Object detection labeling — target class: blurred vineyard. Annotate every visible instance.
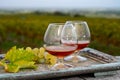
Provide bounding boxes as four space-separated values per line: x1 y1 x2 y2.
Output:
0 13 120 55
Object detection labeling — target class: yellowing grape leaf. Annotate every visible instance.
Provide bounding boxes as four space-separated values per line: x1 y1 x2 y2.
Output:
5 46 36 62
0 46 36 73
5 64 20 73
14 60 36 68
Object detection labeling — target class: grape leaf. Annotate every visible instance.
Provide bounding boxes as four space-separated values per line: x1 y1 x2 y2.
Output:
14 60 36 68
5 64 20 73
0 46 36 72
5 46 36 62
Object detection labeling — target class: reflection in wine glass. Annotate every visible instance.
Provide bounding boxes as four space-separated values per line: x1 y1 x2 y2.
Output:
64 21 91 62
44 23 77 70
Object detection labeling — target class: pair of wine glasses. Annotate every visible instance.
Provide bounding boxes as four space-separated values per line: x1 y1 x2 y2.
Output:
44 21 90 69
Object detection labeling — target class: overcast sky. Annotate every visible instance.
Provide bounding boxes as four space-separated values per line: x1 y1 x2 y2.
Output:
0 0 120 9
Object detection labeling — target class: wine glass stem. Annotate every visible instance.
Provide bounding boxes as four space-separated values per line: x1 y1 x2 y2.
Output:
57 57 64 64
51 57 66 69
74 50 79 55
57 57 73 68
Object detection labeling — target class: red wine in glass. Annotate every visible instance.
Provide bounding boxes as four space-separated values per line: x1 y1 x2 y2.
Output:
77 41 90 50
45 45 77 58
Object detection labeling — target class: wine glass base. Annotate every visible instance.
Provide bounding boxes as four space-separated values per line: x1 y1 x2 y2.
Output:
64 55 87 63
51 63 72 70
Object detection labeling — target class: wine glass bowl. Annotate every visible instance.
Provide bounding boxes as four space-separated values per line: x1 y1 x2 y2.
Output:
44 23 77 70
74 21 90 50
64 21 91 62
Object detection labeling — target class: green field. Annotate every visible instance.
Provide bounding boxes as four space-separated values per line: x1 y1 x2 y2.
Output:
0 13 120 55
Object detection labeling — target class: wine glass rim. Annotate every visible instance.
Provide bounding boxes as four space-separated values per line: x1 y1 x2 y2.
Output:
66 20 87 23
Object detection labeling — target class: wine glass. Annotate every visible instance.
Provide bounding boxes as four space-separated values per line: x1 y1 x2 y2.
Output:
44 23 77 70
64 21 91 62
